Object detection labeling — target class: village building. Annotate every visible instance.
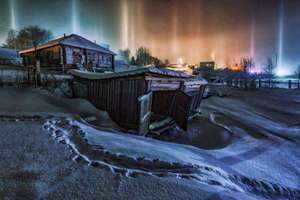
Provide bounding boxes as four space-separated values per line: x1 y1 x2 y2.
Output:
0 47 22 65
19 34 116 72
199 61 216 69
70 67 207 135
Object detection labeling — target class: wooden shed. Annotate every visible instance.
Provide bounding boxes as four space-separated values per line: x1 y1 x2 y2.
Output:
70 67 207 135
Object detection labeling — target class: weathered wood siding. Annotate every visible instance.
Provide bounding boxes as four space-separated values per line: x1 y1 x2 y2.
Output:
74 76 147 130
22 46 61 67
187 85 206 116
151 85 206 130
152 90 190 130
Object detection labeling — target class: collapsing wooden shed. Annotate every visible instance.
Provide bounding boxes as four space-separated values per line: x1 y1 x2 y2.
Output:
70 67 207 135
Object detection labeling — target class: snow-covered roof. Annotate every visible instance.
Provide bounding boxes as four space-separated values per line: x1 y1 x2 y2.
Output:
0 48 20 59
19 34 116 55
69 67 193 80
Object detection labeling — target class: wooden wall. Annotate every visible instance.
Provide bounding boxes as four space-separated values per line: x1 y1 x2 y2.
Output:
151 85 206 130
22 46 61 67
74 76 147 130
152 90 190 130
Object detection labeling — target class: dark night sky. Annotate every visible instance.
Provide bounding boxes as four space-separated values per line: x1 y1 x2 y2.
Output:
0 0 299 74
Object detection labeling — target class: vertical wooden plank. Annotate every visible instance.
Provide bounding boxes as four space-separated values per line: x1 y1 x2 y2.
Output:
138 92 153 136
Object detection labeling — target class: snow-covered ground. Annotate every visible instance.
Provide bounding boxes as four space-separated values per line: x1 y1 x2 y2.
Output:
0 87 300 199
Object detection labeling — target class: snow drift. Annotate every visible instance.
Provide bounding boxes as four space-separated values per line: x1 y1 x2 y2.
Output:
43 116 300 200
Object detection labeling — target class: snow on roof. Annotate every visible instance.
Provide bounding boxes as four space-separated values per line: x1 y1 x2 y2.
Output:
19 34 116 55
60 34 116 55
69 67 193 80
0 48 20 59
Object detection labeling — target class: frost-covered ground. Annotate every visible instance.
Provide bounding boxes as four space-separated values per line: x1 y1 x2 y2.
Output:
0 87 299 199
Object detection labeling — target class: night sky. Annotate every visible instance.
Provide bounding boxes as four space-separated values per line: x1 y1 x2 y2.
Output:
0 0 299 75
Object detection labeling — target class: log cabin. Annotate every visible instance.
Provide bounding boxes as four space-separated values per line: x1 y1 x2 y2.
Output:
70 67 207 135
19 34 116 72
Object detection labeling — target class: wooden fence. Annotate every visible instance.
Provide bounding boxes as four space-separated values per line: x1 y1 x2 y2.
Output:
226 79 300 89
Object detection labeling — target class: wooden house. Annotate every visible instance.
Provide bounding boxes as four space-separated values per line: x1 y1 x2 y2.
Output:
70 67 207 135
19 34 116 72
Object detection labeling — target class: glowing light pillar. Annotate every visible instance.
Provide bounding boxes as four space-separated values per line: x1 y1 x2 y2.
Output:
136 0 143 45
250 11 256 60
171 2 179 63
121 0 129 49
10 0 17 30
277 0 284 69
72 0 79 34
129 2 136 51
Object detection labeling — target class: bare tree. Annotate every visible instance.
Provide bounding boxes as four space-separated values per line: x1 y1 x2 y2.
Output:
2 30 18 49
2 25 53 50
135 47 152 66
118 49 131 64
240 58 254 74
240 58 254 90
265 57 276 81
164 59 170 67
130 56 136 65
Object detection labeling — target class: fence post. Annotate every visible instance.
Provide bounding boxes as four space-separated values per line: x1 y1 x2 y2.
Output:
27 67 30 84
244 79 248 90
288 80 291 89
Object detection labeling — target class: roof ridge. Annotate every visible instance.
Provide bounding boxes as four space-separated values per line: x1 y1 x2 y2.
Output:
64 34 110 50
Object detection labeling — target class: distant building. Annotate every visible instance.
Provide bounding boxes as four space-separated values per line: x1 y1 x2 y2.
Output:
0 47 22 65
19 34 116 72
199 61 216 69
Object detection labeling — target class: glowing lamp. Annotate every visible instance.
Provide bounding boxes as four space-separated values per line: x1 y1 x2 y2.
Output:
249 67 263 74
178 57 184 65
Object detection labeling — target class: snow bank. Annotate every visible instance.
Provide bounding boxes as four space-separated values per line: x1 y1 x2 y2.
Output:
207 100 300 144
43 116 300 199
